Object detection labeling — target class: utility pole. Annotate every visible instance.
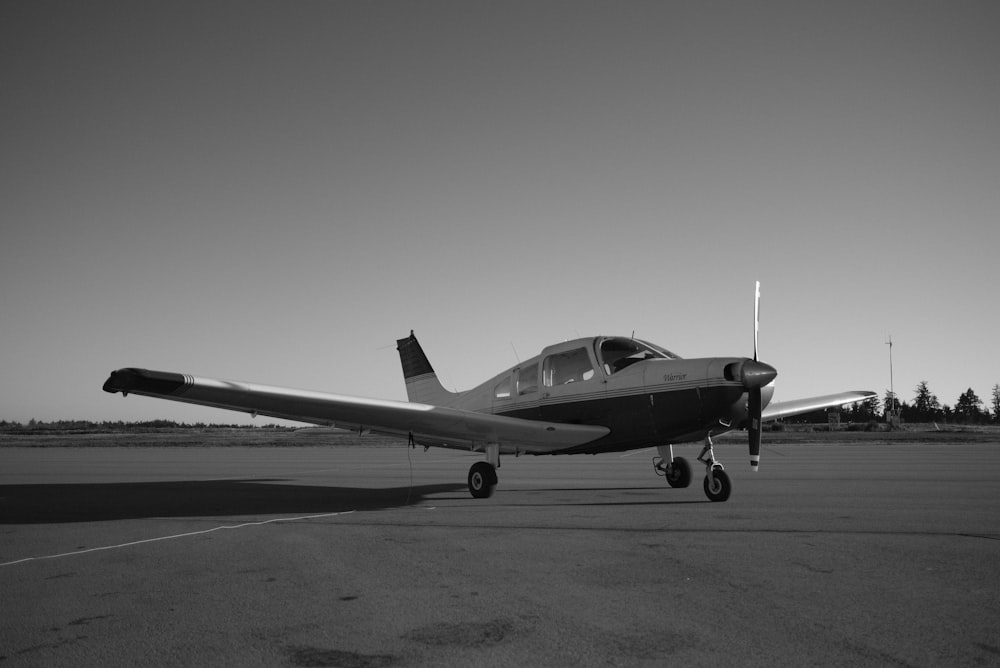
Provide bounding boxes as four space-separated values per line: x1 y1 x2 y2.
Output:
885 335 899 426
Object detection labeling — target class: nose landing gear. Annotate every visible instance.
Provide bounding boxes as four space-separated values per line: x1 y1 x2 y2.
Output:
655 436 732 502
698 435 731 502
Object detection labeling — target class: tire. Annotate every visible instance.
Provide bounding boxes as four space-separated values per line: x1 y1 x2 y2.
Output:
703 469 731 502
468 462 497 499
666 457 691 488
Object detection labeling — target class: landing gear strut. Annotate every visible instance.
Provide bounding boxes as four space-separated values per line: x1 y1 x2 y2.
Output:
467 443 500 499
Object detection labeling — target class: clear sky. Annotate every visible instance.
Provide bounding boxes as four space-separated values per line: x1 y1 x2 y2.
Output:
2 1 998 424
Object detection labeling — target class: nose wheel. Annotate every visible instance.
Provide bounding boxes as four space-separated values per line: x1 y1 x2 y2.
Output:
703 467 731 502
698 436 731 502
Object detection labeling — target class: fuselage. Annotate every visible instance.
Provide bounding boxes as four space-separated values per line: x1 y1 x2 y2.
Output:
447 336 774 454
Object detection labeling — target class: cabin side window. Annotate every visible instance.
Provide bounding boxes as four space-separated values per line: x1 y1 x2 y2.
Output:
542 348 595 387
516 363 538 396
494 376 511 400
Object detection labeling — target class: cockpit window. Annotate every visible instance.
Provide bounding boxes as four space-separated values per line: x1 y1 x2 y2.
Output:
597 337 678 375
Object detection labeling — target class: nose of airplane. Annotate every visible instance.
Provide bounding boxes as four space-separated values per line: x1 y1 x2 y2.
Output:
741 359 777 389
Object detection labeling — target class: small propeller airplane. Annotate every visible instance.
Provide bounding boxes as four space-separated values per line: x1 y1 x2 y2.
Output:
103 283 875 502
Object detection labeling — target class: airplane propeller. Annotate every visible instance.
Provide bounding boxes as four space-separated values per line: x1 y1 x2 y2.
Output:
746 281 775 471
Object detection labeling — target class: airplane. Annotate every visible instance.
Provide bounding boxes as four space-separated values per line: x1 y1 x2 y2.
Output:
102 283 875 502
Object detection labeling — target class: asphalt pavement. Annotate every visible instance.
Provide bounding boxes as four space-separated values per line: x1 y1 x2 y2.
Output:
2 442 999 666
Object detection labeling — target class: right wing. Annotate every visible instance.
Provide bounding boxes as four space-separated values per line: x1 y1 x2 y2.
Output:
763 391 877 422
102 368 609 454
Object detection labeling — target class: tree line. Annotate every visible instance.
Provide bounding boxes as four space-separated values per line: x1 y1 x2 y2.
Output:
840 382 1000 424
0 420 294 433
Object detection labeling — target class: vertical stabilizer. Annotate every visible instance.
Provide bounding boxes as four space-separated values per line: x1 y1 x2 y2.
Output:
396 331 459 406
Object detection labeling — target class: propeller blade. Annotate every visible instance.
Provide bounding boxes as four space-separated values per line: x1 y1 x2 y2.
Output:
750 280 763 471
748 386 762 471
753 280 760 362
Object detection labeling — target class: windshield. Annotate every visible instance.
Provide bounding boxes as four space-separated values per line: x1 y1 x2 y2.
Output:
597 337 679 375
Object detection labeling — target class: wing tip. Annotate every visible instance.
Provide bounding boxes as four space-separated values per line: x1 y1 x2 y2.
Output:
103 368 188 396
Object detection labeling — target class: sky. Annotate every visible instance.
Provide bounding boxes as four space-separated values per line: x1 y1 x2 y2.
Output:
2 1 998 424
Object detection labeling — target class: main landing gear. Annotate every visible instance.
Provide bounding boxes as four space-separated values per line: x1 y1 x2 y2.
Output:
654 447 691 489
654 436 732 502
468 461 497 498
467 443 500 499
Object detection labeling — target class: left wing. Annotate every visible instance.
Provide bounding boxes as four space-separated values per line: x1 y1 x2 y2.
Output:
763 390 877 422
102 368 609 454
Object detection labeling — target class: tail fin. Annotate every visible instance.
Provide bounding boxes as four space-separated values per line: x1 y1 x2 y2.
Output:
396 331 459 406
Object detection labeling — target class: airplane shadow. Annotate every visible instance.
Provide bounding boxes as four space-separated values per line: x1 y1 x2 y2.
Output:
430 487 711 506
0 480 466 524
502 499 709 507
522 486 712 506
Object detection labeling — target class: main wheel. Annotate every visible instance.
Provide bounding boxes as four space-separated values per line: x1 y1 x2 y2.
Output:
468 461 498 499
665 457 691 488
703 469 731 502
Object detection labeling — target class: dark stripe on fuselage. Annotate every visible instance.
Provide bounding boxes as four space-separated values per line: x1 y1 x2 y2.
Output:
495 384 746 453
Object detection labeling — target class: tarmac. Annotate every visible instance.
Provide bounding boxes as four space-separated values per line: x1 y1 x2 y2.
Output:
1 441 999 666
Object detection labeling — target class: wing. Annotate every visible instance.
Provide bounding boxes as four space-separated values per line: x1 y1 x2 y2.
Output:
762 390 877 422
102 368 608 454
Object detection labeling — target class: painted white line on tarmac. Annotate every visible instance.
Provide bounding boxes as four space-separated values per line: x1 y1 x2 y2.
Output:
0 510 356 568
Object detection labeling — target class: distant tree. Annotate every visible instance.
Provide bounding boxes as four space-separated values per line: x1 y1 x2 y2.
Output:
866 394 882 418
954 388 984 423
992 384 1000 423
850 395 880 421
913 381 942 421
